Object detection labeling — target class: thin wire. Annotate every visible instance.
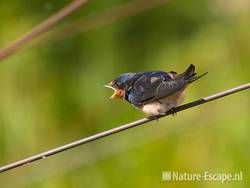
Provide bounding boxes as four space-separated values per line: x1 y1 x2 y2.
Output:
0 0 88 61
0 82 249 173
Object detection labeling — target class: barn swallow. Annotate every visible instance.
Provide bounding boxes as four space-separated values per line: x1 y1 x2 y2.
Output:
105 64 207 116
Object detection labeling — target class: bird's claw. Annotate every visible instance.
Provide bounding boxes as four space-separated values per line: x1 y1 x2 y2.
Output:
169 108 177 116
153 115 160 121
151 108 176 121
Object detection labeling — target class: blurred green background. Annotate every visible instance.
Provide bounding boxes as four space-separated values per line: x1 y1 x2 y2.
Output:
0 0 249 187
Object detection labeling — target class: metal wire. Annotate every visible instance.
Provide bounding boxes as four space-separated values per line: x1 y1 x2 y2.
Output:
0 82 249 173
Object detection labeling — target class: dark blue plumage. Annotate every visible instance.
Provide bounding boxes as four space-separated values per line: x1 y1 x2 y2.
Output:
105 64 207 115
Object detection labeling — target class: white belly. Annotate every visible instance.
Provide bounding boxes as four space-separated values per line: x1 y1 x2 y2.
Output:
140 90 186 116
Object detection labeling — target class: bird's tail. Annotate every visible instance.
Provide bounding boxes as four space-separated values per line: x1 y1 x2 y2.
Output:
176 64 208 84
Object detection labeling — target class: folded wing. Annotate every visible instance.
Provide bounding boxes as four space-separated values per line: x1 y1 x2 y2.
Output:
127 72 187 106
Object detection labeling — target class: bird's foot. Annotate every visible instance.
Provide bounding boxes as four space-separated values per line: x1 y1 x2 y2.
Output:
153 115 160 121
169 108 177 116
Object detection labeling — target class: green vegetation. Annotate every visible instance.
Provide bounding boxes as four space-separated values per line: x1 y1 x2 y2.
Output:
0 0 249 187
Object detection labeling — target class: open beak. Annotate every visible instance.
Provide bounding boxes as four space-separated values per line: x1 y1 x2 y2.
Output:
104 84 116 90
109 90 123 99
104 84 124 99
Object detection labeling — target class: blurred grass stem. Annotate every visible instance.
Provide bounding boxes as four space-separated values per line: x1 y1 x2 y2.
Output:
0 0 88 61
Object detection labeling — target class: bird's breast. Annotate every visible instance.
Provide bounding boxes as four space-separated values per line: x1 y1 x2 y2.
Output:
140 89 186 116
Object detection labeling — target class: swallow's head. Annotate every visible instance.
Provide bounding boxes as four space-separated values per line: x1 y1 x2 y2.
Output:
104 73 138 100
